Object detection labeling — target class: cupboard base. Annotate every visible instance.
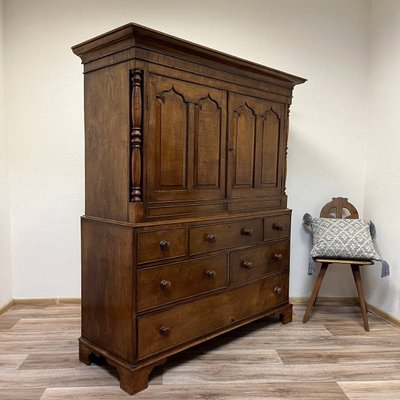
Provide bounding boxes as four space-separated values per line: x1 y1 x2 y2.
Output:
280 303 293 324
79 339 166 395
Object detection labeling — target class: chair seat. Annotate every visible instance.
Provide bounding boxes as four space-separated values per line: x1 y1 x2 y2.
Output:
314 258 374 265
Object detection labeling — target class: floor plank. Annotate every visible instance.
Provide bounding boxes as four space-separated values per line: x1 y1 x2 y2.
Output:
0 318 19 330
277 347 400 364
161 360 400 384
0 368 119 389
338 380 400 399
40 382 348 400
19 353 80 370
0 354 28 369
0 388 45 400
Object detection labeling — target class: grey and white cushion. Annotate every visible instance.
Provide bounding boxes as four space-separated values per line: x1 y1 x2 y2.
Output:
303 214 389 277
308 218 380 260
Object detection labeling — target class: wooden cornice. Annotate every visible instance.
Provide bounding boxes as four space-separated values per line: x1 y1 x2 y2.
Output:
72 23 306 87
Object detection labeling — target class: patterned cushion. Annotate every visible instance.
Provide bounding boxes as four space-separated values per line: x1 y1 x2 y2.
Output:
307 218 380 260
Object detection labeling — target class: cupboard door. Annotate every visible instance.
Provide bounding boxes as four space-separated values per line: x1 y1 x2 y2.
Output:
147 74 226 202
227 92 285 199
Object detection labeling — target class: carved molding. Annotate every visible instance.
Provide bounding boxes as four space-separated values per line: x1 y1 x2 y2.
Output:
236 102 256 117
261 107 281 121
198 94 221 110
158 86 187 103
130 69 143 202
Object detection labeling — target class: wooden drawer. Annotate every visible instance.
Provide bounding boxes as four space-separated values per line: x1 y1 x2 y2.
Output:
230 241 289 285
264 214 291 241
137 271 288 358
137 254 228 312
189 219 263 255
137 228 186 264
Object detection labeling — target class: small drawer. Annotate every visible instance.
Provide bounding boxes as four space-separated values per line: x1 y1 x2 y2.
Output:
264 214 291 241
137 254 228 311
230 241 289 285
189 219 263 255
137 271 288 358
137 228 186 264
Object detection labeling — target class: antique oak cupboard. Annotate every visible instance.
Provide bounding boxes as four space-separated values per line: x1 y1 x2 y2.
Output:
72 23 306 395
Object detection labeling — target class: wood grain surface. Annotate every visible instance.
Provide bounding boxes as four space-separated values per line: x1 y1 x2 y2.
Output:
0 304 399 399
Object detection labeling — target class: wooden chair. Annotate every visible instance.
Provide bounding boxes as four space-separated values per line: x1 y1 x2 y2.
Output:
302 197 373 331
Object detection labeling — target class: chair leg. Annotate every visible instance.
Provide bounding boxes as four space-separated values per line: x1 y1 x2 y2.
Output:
351 264 369 331
303 262 329 323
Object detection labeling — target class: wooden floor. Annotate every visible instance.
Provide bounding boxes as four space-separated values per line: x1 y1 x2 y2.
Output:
0 304 399 400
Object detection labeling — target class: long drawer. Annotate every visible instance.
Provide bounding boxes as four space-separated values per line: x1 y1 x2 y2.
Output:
230 241 289 285
189 218 263 255
137 254 228 312
137 271 288 358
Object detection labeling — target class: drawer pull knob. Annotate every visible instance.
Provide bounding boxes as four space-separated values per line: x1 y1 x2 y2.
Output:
159 240 170 250
160 280 171 290
159 325 170 336
241 227 253 236
273 223 284 231
206 270 216 279
242 260 253 270
206 233 217 243
273 253 283 261
274 286 282 295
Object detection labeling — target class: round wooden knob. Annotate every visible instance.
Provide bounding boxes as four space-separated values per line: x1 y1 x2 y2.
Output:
273 253 283 261
241 227 253 236
160 280 171 290
159 240 170 250
159 325 170 336
274 286 282 295
206 233 217 243
273 223 283 231
242 260 253 269
206 270 216 279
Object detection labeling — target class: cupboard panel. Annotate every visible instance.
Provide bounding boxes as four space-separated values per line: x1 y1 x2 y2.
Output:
156 89 188 189
147 73 226 202
233 105 256 187
228 92 285 199
261 111 280 186
194 97 222 188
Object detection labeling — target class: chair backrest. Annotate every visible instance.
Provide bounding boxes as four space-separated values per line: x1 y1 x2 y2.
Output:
320 197 359 219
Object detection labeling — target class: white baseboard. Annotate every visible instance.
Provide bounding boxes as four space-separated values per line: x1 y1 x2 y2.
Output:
13 297 81 305
290 296 359 305
0 299 15 316
367 303 400 328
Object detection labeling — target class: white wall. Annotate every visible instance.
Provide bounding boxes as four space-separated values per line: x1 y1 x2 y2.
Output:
0 0 13 308
3 0 370 299
363 0 400 319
